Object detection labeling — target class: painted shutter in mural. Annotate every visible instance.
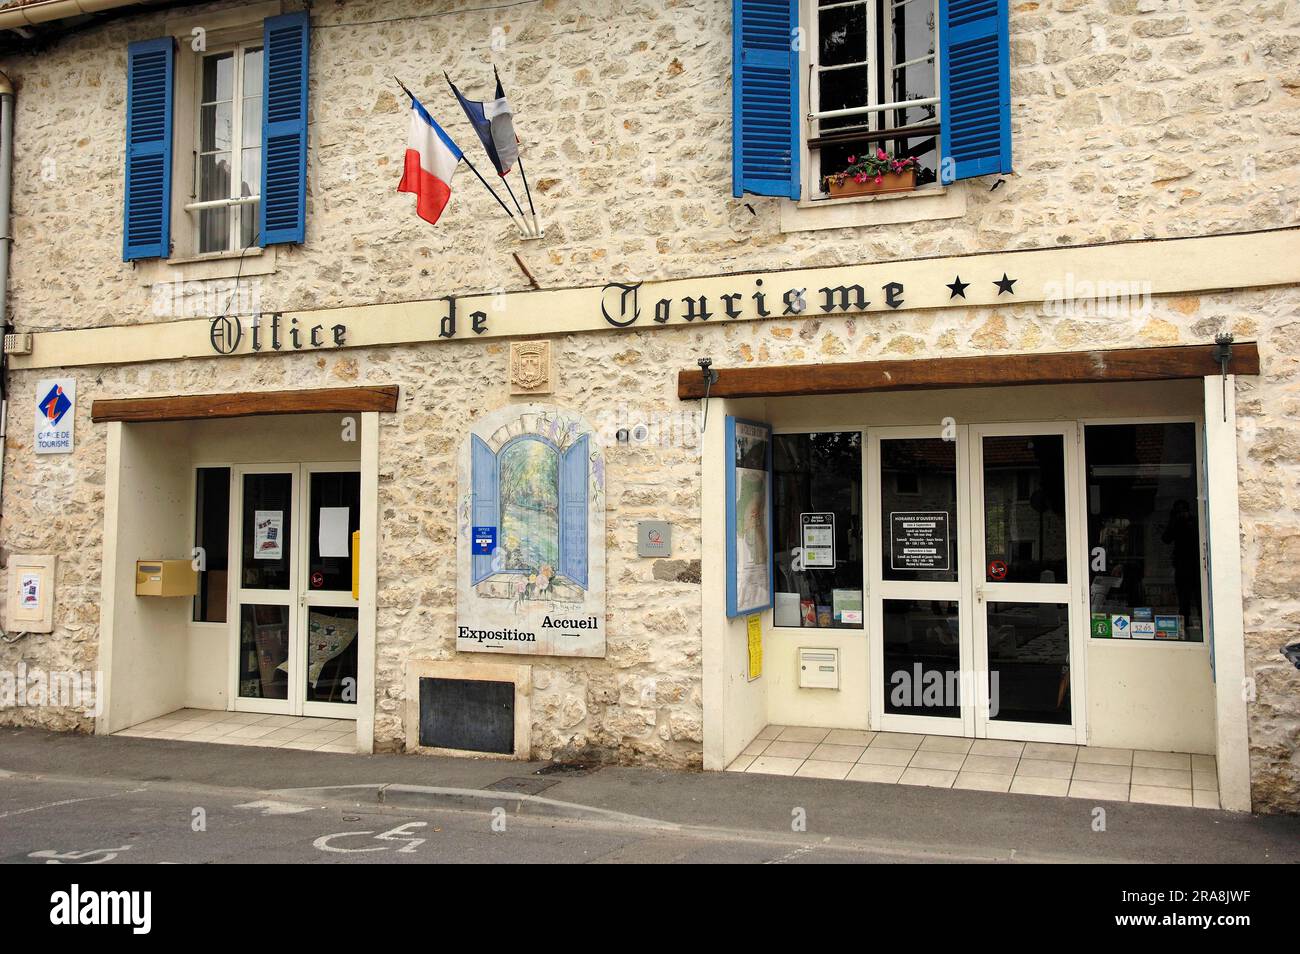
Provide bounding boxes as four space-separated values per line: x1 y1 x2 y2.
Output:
939 0 1012 183
123 37 174 261
260 11 310 245
559 435 589 589
471 435 499 585
732 0 799 200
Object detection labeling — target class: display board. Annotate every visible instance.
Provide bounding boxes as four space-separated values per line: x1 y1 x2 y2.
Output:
726 417 773 617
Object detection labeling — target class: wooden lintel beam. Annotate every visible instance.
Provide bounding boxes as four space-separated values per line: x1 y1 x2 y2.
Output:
677 344 1260 400
91 385 399 423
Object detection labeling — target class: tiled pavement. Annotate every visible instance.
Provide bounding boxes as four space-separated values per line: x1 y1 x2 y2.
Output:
729 725 1220 809
113 708 357 752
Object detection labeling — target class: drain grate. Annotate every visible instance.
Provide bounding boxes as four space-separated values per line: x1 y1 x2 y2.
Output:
486 776 559 796
534 761 599 777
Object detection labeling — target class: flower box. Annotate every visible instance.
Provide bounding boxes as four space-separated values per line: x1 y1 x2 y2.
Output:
824 168 917 199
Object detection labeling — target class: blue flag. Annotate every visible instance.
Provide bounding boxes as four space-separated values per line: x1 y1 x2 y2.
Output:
446 73 519 177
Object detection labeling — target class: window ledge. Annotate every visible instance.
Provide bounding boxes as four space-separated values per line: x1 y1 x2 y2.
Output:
133 245 278 286
780 182 966 234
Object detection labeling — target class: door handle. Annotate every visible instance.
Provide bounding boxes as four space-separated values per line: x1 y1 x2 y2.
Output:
975 584 985 604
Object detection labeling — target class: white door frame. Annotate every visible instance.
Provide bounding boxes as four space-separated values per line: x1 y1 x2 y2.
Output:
866 424 976 737
229 463 302 715
299 461 362 720
968 421 1087 744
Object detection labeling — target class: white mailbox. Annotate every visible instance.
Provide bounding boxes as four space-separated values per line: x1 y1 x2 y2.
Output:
798 647 840 690
5 553 56 635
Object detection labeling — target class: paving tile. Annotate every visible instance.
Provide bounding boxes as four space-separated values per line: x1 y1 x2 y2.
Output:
183 709 231 724
868 732 925 751
747 756 804 777
133 718 178 732
899 767 957 788
795 760 853 780
810 743 865 763
222 712 272 725
1131 766 1192 790
1075 746 1132 766
764 740 817 760
1129 784 1194 807
1193 769 1219 792
961 754 1019 775
1014 758 1073 780
261 726 318 742
1132 750 1191 770
256 715 301 728
741 739 770 757
1009 776 1070 797
227 724 278 739
1021 742 1078 763
316 743 357 754
1192 789 1221 810
283 731 340 747
1068 780 1130 802
726 755 755 772
953 772 1013 793
756 725 784 741
776 726 830 743
824 729 875 746
1191 754 1216 772
968 739 1024 758
856 746 914 767
846 763 906 784
919 735 973 755
908 750 966 771
1071 761 1131 783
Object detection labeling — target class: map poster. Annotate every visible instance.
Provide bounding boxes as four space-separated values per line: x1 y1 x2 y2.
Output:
727 417 773 617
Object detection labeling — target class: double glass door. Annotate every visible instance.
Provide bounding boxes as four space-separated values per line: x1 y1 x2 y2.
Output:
868 424 1083 742
231 463 361 719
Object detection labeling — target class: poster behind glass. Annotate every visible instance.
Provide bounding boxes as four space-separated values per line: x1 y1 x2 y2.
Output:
727 418 773 616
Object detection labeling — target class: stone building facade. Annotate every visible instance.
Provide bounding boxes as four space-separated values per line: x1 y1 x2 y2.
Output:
0 0 1297 812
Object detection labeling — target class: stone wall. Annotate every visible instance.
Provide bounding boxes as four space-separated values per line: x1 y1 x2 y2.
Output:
0 0 1297 803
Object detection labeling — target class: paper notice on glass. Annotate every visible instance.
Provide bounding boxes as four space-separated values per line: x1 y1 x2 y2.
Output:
254 510 284 560
775 592 802 627
319 507 351 558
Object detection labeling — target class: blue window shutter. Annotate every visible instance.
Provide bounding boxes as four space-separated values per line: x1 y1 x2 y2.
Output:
123 37 174 261
939 0 1012 183
260 11 310 245
732 0 799 200
471 436 499 585
559 436 589 590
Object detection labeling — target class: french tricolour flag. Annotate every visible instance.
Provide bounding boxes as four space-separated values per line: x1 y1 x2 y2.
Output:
398 95 463 226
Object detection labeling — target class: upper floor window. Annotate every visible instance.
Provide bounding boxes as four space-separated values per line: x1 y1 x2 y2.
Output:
196 45 264 254
808 0 940 196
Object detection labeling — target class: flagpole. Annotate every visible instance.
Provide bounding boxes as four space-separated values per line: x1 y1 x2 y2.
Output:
499 174 534 237
496 65 541 237
394 77 520 232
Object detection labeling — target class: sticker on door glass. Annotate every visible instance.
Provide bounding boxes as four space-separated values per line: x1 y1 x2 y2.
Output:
889 512 950 570
800 513 835 568
254 510 284 560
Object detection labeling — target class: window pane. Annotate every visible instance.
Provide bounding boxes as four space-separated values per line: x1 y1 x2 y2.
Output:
982 435 1068 584
819 2 867 66
304 607 358 705
240 145 260 198
200 102 232 154
891 62 936 124
1084 423 1204 642
241 472 293 589
819 64 871 131
772 432 863 629
880 437 958 583
883 598 961 717
201 51 234 103
199 206 230 254
242 47 264 99
193 467 230 623
892 0 935 65
307 471 359 592
242 97 262 148
986 602 1071 724
238 604 288 700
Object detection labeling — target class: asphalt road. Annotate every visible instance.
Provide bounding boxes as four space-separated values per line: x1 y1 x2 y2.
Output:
0 772 949 864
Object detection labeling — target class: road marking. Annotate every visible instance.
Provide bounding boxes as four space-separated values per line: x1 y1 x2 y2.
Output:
0 793 125 820
29 845 132 864
313 822 428 854
234 799 315 815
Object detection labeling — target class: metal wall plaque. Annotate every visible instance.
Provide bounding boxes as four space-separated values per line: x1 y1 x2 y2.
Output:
637 520 672 557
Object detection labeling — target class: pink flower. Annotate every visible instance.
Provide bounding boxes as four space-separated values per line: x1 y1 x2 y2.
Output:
876 148 887 161
846 155 856 163
874 175 883 185
854 172 868 183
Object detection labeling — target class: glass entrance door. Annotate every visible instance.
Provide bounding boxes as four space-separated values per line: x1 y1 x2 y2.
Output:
970 424 1083 743
231 463 360 719
868 426 975 736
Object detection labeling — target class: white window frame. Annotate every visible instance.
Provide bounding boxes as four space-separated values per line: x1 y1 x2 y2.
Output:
800 0 943 203
190 40 263 256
